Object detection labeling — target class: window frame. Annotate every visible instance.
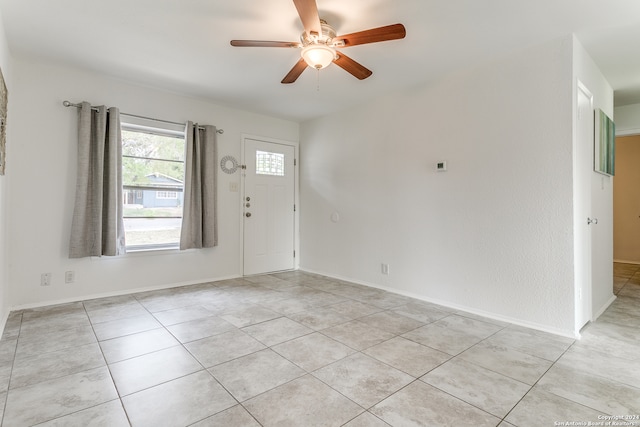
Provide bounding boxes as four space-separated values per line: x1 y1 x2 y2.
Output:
121 121 186 252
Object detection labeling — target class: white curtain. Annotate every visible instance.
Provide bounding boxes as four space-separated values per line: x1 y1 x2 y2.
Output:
69 102 125 258
180 122 218 250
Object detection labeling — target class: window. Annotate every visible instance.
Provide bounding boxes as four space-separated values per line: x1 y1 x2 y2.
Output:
156 191 178 199
256 150 285 176
121 123 185 251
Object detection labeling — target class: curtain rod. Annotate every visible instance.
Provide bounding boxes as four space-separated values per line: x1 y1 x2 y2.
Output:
62 101 224 134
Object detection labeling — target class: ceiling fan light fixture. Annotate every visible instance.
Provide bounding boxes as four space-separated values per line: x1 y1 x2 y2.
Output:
301 44 336 69
230 1 406 84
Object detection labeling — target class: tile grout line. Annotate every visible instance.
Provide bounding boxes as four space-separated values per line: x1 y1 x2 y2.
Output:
83 299 134 427
0 312 22 427
2 267 637 426
414 322 521 424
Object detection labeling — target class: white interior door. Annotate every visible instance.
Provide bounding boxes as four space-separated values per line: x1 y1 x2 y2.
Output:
243 138 295 275
575 82 593 330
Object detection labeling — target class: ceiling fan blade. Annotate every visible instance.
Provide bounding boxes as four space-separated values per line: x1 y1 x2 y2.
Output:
282 58 308 84
335 23 406 47
333 53 372 80
293 0 321 37
230 40 300 48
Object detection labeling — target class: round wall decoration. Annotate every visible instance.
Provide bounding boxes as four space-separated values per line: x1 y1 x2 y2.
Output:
220 155 239 174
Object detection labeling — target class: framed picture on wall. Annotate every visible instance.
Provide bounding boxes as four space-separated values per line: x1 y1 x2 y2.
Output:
594 108 615 176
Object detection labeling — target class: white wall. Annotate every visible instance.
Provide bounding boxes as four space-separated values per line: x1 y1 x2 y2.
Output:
614 103 640 135
300 36 579 336
572 37 615 321
0 7 12 330
7 57 298 308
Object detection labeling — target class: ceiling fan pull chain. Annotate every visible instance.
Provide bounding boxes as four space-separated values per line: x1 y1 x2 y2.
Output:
317 68 321 92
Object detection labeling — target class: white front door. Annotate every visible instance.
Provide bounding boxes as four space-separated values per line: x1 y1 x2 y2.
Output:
242 138 296 275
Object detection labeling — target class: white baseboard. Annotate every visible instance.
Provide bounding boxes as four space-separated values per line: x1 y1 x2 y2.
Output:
9 274 243 312
7 267 582 340
593 294 617 321
613 259 640 265
300 267 579 339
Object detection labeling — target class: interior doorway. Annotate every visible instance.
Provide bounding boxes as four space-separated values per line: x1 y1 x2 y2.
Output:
613 134 640 264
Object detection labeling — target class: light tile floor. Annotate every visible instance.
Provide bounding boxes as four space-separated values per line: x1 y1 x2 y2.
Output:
0 266 638 426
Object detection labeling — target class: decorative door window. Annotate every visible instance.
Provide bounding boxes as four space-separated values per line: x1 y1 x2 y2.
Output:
256 151 285 176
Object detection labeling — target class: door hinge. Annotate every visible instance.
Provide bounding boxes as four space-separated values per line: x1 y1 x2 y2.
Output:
294 204 296 212
293 250 296 258
241 165 247 170
294 158 297 166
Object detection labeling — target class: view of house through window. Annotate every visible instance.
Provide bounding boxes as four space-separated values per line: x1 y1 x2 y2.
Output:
122 124 185 250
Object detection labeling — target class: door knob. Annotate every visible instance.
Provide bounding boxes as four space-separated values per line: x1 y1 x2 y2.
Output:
245 212 252 218
587 217 598 225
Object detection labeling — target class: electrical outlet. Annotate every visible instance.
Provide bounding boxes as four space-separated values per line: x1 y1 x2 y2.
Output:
41 273 51 286
381 263 390 275
65 271 75 284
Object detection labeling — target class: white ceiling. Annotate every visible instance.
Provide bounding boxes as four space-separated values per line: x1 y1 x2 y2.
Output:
1 0 639 122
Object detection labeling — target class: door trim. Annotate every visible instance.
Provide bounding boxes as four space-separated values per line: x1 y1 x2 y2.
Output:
240 134 299 276
574 80 594 333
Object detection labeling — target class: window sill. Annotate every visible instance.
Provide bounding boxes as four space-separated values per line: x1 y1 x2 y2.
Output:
126 244 180 254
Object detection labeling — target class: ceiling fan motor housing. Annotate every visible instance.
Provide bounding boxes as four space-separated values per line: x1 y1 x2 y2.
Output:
301 19 337 46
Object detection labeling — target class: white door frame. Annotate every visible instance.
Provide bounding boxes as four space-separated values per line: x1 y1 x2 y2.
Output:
240 134 299 275
574 80 594 332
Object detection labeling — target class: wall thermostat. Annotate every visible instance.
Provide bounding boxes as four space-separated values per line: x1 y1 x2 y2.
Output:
436 161 447 171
